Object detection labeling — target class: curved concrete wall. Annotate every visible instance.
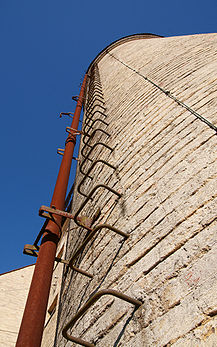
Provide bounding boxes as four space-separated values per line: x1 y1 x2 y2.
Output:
55 33 217 346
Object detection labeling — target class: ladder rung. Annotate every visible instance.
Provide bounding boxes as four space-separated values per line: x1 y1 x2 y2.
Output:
62 289 142 346
23 244 93 278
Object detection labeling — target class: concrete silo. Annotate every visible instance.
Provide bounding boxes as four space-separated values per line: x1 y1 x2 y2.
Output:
24 33 217 347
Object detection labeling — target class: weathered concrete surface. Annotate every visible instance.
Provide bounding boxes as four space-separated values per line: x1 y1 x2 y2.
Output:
54 33 217 346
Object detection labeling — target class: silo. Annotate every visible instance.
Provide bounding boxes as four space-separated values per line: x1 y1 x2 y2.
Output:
54 33 217 346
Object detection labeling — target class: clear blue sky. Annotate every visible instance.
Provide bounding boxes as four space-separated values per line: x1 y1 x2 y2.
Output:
0 0 216 274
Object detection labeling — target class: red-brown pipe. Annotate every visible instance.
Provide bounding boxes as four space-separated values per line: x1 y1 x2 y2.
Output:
16 74 88 347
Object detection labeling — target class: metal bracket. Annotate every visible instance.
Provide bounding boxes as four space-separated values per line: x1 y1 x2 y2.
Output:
39 205 75 220
59 112 82 123
27 184 74 249
59 112 74 119
72 96 79 101
62 289 142 346
39 205 94 229
66 127 83 136
23 244 93 278
23 244 39 257
57 148 79 160
57 148 65 156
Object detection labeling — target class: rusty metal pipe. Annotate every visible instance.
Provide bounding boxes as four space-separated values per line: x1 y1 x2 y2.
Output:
16 74 88 347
